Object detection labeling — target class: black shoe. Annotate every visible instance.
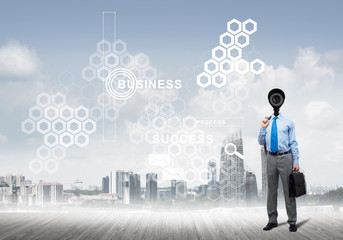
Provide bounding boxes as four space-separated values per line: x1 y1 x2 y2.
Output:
263 222 278 231
289 224 297 232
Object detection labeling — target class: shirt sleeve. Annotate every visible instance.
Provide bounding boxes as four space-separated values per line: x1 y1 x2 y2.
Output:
288 121 300 165
258 128 267 145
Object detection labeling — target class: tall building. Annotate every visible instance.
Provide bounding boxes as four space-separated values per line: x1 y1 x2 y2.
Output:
175 180 187 199
51 182 63 205
146 173 157 204
129 172 141 204
171 180 176 200
219 131 246 206
207 161 218 197
122 172 130 204
102 176 109 193
245 171 258 206
36 181 63 206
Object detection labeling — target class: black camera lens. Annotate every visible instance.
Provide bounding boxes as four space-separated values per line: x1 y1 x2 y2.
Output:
272 95 281 104
269 93 284 107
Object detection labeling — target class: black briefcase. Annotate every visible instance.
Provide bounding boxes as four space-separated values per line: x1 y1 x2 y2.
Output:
289 171 306 198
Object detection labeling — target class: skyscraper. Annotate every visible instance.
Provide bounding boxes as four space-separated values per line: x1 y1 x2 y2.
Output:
146 173 157 204
245 171 258 206
171 180 176 200
175 180 187 199
102 176 109 193
207 161 217 197
129 172 141 204
219 130 246 206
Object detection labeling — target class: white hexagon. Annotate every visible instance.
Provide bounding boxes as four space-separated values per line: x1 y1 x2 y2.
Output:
97 40 112 55
104 52 120 68
159 103 174 118
36 145 51 160
250 59 265 75
234 32 250 48
52 93 66 108
243 19 257 35
36 119 51 135
44 132 59 148
235 86 249 101
29 159 44 174
59 132 74 148
227 99 242 114
97 93 112 108
197 72 211 88
129 65 142 80
105 106 119 121
135 53 149 68
36 92 51 108
219 86 235 101
113 40 127 55
190 156 206 169
183 116 197 131
212 72 227 88
120 53 134 68
227 19 242 35
144 103 159 117
204 59 219 75
220 59 234 75
44 106 59 121
234 59 250 75
89 52 104 68
212 99 227 113
90 105 104 121
21 119 36 134
143 66 157 80
152 116 167 131
168 143 182 157
52 145 66 160
29 105 44 121
82 66 97 82
227 46 242 61
129 129 144 144
183 144 197 157
75 132 89 148
59 105 74 122
172 98 186 114
74 105 89 121
167 116 182 130
212 46 227 62
219 32 234 48
82 119 96 134
97 66 111 82
67 119 82 134
45 159 59 174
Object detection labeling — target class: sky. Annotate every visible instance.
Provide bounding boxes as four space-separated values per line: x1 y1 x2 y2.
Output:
0 0 343 189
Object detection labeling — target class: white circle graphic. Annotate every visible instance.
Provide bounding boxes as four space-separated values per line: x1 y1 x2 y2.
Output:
106 68 137 100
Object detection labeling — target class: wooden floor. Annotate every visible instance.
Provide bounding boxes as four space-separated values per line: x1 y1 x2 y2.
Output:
0 209 342 240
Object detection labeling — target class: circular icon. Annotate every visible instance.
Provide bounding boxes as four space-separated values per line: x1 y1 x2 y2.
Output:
106 68 137 100
224 143 245 159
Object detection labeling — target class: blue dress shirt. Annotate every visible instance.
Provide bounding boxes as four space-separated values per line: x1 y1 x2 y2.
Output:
258 113 299 165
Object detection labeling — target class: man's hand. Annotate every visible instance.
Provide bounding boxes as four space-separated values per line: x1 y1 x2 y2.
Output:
261 118 269 128
292 164 300 172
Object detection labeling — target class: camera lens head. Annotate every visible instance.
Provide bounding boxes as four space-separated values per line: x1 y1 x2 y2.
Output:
268 88 285 108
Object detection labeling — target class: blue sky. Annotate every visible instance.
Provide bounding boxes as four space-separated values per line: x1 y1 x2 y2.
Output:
0 0 343 188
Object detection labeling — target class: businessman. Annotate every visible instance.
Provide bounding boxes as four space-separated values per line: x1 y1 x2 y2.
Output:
258 88 300 232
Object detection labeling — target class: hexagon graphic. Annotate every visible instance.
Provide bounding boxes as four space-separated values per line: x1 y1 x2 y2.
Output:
159 103 174 118
29 159 44 174
183 144 197 157
113 40 127 55
168 143 182 157
183 116 197 131
204 59 219 75
172 98 186 114
167 116 182 130
89 52 104 68
219 59 234 75
235 86 249 101
152 116 167 131
67 119 82 134
44 132 59 148
105 106 119 121
129 129 144 144
59 132 74 148
250 59 265 75
59 105 74 122
21 119 36 134
43 105 59 121
104 52 119 68
97 40 111 55
219 32 234 48
52 145 66 160
197 72 211 88
36 92 51 108
219 86 235 101
36 119 51 135
227 19 242 35
29 105 44 121
135 53 149 68
45 159 59 174
120 53 134 68
82 119 97 134
212 46 227 62
143 66 157 80
75 132 89 148
212 72 227 88
227 99 242 114
212 99 227 113
227 46 242 61
144 103 159 117
184 169 198 184
97 93 112 108
234 32 250 48
243 19 257 35
90 105 104 121
97 66 111 82
190 156 206 169
82 66 97 82
234 59 250 75
36 145 51 160
52 93 66 108
74 105 89 121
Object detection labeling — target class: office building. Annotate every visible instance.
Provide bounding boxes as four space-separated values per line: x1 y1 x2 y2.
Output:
129 172 141 204
175 180 187 199
146 173 157 203
102 176 109 193
245 171 258 206
171 180 176 200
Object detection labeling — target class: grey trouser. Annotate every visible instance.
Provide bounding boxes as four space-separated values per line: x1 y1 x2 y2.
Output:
267 152 297 225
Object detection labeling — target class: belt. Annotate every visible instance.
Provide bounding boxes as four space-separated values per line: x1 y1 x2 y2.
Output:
268 150 291 156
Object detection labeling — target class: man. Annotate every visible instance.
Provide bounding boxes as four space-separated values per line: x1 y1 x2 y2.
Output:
258 88 299 232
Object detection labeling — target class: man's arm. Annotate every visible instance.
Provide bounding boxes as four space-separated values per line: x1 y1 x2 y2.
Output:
258 128 267 145
289 121 300 166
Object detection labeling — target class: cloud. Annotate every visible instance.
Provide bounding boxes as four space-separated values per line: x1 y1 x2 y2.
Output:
0 134 7 143
0 41 41 78
304 101 339 127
